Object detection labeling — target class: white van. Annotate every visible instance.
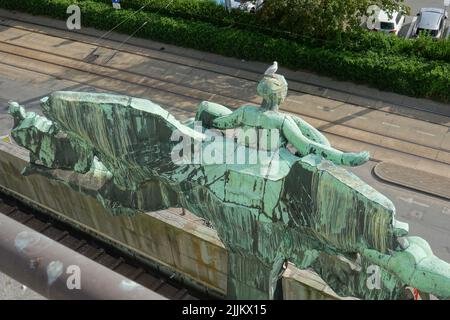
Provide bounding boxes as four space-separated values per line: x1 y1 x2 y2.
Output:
368 10 405 35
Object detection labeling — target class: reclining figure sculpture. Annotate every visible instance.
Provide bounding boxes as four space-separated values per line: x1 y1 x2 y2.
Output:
7 72 450 300
194 74 369 167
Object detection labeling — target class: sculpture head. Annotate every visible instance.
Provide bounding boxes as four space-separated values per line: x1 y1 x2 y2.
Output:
257 74 288 111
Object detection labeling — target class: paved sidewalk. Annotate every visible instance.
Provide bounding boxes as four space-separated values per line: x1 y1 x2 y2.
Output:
374 162 450 200
0 272 45 300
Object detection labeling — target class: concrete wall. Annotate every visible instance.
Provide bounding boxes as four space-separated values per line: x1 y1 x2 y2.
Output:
282 263 358 300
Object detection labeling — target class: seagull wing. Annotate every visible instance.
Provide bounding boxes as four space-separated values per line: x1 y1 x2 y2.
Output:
264 64 276 75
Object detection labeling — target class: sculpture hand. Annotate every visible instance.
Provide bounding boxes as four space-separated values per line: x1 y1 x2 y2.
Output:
341 151 370 166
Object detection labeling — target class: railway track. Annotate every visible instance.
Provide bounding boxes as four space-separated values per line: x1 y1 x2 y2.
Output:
0 190 213 300
0 39 448 167
1 16 449 125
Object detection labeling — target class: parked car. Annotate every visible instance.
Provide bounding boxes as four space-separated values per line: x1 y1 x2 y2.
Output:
216 0 264 13
368 9 405 35
239 0 264 13
412 8 448 39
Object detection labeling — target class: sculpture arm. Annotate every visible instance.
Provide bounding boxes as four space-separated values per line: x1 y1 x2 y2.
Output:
282 117 369 166
212 108 245 129
194 101 233 128
290 115 331 147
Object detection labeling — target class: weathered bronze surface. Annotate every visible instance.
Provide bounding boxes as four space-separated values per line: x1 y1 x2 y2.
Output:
8 74 450 300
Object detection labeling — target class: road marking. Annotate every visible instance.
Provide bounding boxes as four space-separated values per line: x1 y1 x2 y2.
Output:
409 210 424 220
416 130 435 137
382 122 400 128
316 105 335 112
443 207 450 216
287 99 304 105
405 16 417 39
347 114 367 120
397 196 430 208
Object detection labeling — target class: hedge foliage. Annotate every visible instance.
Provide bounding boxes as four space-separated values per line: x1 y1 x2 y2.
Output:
92 0 260 31
1 0 449 102
86 0 450 64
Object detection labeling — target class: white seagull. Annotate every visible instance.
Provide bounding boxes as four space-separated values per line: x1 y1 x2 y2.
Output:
264 61 278 77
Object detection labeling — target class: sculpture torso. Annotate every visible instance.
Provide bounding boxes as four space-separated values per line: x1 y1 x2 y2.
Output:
231 106 289 151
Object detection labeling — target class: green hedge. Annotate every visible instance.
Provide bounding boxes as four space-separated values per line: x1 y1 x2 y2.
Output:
85 0 450 64
1 0 449 102
337 30 450 64
91 0 262 32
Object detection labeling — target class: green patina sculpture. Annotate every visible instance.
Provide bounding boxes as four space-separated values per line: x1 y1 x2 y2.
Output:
7 73 450 300
196 74 369 167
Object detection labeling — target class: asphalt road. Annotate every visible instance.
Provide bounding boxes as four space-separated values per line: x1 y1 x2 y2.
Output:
405 0 448 14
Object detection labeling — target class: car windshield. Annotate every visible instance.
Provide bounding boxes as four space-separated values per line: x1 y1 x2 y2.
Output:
416 28 438 37
380 22 395 30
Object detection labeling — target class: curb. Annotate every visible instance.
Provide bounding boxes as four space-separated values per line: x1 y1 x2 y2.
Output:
373 162 450 201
